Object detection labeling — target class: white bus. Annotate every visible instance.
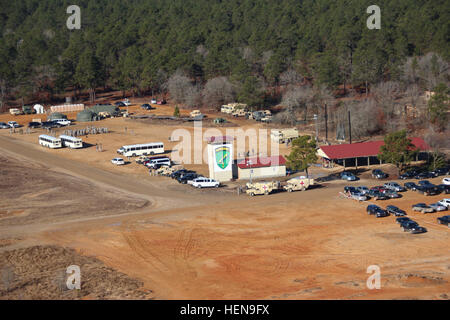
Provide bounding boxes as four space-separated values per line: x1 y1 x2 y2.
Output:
39 135 62 149
117 142 164 157
60 135 83 149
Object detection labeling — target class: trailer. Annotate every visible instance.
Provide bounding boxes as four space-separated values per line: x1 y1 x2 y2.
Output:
270 128 299 144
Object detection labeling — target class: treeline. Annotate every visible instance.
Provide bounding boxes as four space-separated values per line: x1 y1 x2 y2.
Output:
0 0 449 112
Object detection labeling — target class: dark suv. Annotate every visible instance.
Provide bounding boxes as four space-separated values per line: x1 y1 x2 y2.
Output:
177 173 199 184
366 204 389 217
386 205 406 216
400 221 427 234
437 215 450 226
372 169 388 179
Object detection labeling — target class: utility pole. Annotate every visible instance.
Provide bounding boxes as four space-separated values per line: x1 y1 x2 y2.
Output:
348 110 352 144
313 114 318 142
324 104 328 142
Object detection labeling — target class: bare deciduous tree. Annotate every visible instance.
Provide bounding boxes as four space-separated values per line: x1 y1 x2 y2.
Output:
281 85 314 122
166 71 194 104
202 76 235 109
279 69 304 87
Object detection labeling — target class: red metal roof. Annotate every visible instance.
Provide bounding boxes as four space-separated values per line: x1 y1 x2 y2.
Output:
319 137 429 160
237 155 286 169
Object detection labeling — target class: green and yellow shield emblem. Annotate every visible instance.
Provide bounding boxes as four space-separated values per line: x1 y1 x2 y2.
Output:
215 146 230 170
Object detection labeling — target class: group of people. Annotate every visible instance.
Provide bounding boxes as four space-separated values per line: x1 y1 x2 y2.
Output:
63 126 109 137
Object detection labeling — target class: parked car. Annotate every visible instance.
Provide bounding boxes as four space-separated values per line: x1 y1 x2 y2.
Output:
418 180 432 187
386 205 406 216
135 156 149 164
396 217 411 224
356 186 370 195
0 122 11 129
384 182 406 192
437 199 450 208
372 169 388 179
437 184 450 194
437 215 450 226
412 203 435 213
141 104 153 110
429 202 448 212
415 171 434 179
404 182 419 191
341 172 357 181
41 121 61 129
366 204 389 217
53 119 71 126
416 185 440 196
370 186 386 193
383 190 401 198
8 121 20 128
368 190 388 200
344 186 357 193
150 98 157 104
111 158 125 165
350 192 367 201
399 170 418 180
28 121 42 128
171 169 195 179
443 178 450 186
190 177 220 188
401 221 427 234
430 167 449 177
177 173 199 184
115 101 125 107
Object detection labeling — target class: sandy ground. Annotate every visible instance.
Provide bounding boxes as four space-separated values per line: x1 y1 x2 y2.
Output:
0 100 449 300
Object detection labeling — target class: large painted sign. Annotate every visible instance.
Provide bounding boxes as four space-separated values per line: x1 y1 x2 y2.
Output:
213 144 233 172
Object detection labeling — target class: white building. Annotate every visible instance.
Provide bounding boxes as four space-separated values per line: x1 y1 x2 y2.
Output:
207 136 234 182
237 155 286 180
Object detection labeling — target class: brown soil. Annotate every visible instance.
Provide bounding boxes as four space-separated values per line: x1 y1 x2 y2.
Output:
0 98 448 300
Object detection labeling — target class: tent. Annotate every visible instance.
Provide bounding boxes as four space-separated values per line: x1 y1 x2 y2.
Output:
76 110 96 122
34 104 44 114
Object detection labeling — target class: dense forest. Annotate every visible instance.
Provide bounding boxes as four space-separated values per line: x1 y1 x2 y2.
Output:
0 0 449 137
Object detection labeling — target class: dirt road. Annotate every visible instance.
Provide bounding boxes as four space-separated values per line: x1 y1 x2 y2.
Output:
0 126 448 300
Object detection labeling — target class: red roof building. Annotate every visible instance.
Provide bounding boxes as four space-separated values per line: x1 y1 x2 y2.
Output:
318 138 429 160
237 155 286 169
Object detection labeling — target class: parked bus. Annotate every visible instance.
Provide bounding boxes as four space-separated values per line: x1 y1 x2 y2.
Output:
117 142 164 157
59 135 83 149
39 135 62 149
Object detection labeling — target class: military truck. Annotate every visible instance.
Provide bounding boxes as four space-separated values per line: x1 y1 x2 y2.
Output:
190 110 202 118
156 166 176 176
221 103 247 114
232 108 248 117
283 177 314 192
22 105 35 114
271 128 299 144
98 111 111 118
9 108 23 116
245 181 281 196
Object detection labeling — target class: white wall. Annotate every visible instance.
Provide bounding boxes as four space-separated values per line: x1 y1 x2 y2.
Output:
238 165 286 180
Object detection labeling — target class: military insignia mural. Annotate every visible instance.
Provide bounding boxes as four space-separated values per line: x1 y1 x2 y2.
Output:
215 146 231 170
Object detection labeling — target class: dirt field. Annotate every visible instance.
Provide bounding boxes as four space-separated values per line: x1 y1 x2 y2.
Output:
0 100 448 300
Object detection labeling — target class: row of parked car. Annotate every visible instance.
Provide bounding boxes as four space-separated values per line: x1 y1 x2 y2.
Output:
134 155 221 188
0 119 72 130
366 200 450 233
0 121 21 129
341 167 449 182
345 178 450 201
